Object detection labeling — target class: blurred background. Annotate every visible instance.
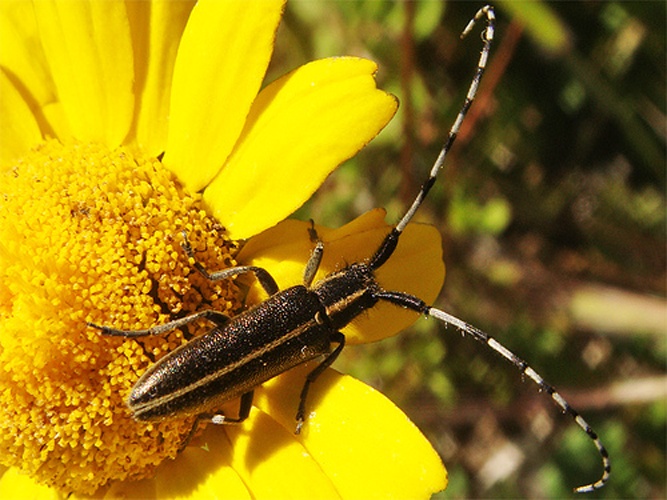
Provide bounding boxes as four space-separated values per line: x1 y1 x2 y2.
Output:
268 1 666 498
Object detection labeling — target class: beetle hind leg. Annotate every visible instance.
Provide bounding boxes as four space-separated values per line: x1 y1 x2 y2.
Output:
178 391 254 452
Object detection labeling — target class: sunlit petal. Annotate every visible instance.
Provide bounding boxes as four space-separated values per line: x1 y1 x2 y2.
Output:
32 0 134 146
0 72 42 166
126 0 195 156
0 0 55 150
0 1 53 106
256 364 447 498
204 57 398 239
223 412 340 498
0 466 59 500
163 0 285 192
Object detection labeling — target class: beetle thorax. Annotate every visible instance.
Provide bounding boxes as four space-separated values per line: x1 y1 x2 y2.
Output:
312 262 380 330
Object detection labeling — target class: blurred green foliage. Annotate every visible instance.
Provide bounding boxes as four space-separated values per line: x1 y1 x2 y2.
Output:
270 1 666 498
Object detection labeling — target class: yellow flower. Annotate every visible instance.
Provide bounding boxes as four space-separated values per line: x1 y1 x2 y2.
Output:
0 0 446 498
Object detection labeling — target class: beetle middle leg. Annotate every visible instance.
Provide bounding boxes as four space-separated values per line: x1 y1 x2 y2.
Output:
295 331 346 434
90 231 283 337
88 309 230 337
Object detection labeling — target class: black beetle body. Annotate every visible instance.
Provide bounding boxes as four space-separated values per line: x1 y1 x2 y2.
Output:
129 263 378 421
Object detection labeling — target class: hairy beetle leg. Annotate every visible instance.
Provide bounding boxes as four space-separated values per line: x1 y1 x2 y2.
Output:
87 309 229 338
295 332 345 434
178 391 254 452
303 221 324 288
181 230 280 296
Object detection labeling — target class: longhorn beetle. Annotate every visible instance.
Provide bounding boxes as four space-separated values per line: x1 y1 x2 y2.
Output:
89 5 610 493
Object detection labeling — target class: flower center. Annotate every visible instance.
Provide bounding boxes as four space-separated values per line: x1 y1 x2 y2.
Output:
0 140 244 494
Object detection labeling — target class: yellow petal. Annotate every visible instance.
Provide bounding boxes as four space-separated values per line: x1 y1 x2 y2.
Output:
153 440 249 500
125 1 195 157
256 364 447 498
0 72 42 166
0 1 53 103
223 411 340 498
111 411 340 499
370 222 445 343
162 0 285 192
105 432 250 500
204 57 398 240
0 467 59 500
0 0 56 146
237 209 445 343
32 0 134 146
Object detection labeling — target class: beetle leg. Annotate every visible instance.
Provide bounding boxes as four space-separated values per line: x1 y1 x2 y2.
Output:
88 309 229 337
295 331 345 434
181 230 279 295
177 391 254 452
211 390 254 425
303 220 324 287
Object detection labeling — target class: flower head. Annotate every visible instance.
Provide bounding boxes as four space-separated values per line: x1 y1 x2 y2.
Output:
1 0 446 497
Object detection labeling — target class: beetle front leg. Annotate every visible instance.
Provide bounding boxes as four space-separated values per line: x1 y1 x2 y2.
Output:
295 331 345 434
181 231 279 295
303 220 324 288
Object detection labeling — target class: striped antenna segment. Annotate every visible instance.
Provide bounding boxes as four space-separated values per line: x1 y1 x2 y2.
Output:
370 5 495 271
396 5 495 234
426 306 611 493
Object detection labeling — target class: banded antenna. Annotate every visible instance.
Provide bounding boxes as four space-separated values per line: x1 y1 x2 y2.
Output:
371 5 610 493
